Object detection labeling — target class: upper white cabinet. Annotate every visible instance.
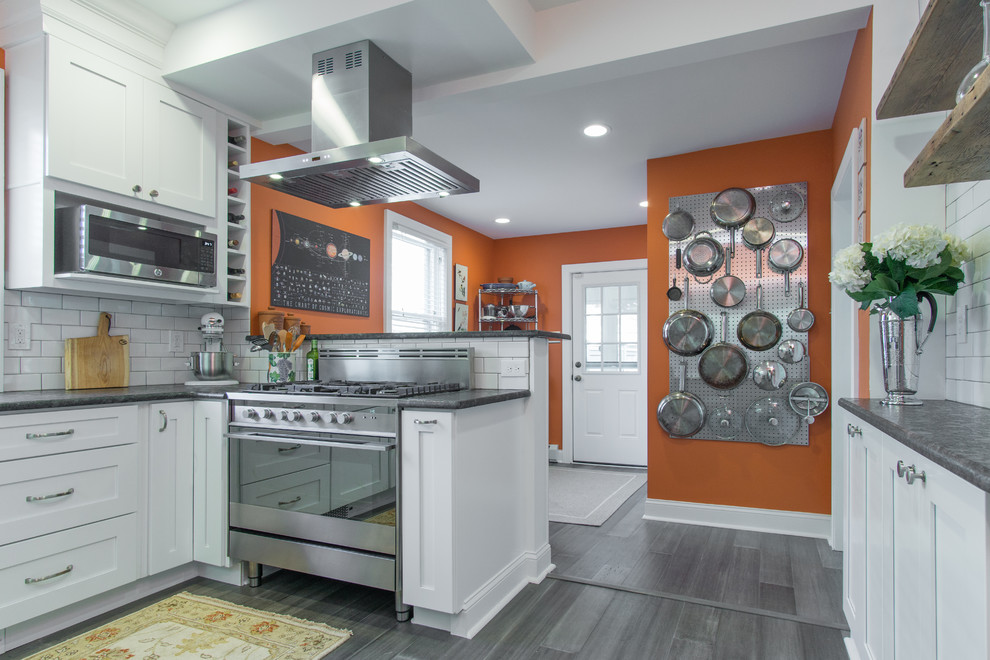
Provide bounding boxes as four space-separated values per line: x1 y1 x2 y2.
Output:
47 38 217 217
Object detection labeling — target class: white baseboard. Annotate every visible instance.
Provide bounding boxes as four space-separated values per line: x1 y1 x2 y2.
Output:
643 498 831 539
412 544 553 639
548 445 564 462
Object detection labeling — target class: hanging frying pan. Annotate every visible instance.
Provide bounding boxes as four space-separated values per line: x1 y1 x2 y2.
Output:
741 216 775 279
787 282 815 332
753 360 788 391
667 276 682 301
777 338 806 364
698 311 748 390
657 363 706 437
663 208 696 242
769 189 805 222
767 238 804 295
710 187 755 256
662 278 713 357
710 246 746 307
682 231 725 281
737 284 782 351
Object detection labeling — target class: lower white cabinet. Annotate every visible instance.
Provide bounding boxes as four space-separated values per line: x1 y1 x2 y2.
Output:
843 411 989 660
192 400 229 567
147 402 194 575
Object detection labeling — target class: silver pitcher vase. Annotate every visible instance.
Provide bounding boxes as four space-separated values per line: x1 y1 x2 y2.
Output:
878 293 937 406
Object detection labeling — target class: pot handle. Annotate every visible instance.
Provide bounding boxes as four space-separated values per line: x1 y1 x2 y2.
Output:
915 291 938 353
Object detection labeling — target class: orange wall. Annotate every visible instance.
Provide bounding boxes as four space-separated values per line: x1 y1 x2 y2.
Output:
647 131 834 514
493 225 648 449
249 139 495 334
831 13 873 398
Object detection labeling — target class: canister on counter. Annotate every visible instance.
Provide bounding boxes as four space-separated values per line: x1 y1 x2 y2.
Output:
258 307 284 331
284 313 302 334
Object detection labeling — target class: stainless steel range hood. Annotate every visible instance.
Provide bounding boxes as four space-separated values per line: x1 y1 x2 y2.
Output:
240 41 479 208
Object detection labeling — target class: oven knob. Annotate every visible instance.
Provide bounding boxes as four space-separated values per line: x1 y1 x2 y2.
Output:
244 408 259 419
336 412 353 424
280 410 302 421
263 409 276 419
309 411 322 422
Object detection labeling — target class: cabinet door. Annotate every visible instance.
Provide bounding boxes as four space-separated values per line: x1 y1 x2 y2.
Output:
401 410 455 613
46 37 143 197
143 84 217 216
192 401 228 567
148 402 194 574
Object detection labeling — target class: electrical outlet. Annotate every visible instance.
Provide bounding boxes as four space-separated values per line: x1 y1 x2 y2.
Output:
168 330 184 352
501 359 527 377
9 322 30 350
956 286 972 344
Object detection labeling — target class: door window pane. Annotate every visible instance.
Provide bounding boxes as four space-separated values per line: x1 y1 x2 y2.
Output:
582 282 640 374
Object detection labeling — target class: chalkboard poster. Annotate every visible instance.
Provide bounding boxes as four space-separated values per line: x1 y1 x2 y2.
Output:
270 210 371 316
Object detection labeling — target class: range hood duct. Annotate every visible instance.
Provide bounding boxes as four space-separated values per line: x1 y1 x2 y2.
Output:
240 41 479 208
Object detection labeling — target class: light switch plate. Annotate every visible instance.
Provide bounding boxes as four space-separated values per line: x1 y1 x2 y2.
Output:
501 358 527 377
168 330 184 352
956 285 972 344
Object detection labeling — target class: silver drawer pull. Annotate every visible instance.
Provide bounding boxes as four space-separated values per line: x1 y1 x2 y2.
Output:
26 487 75 502
277 496 302 507
159 410 168 432
25 564 73 584
905 466 927 485
413 419 438 425
26 429 75 440
277 444 302 453
847 424 862 437
896 460 909 478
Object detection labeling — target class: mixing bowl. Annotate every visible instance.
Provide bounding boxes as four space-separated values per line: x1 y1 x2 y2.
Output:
188 351 237 380
508 305 530 317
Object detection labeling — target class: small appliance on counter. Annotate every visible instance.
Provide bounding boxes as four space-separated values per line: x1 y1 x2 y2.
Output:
185 312 238 386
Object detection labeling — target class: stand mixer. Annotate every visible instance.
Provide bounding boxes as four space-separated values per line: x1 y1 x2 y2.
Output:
185 312 239 386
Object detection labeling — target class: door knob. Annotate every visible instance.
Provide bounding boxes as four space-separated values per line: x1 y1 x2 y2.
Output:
575 361 582 367
573 375 582 381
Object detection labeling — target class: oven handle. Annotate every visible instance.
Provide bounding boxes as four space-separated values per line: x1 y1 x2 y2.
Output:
223 432 395 452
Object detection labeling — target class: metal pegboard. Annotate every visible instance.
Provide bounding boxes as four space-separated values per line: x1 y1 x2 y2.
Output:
666 182 811 446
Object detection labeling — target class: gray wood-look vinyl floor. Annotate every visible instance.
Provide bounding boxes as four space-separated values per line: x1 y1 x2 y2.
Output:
7 475 848 660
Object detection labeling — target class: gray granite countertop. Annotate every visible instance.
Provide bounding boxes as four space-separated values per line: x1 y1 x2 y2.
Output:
0 384 528 413
839 398 990 493
246 330 570 341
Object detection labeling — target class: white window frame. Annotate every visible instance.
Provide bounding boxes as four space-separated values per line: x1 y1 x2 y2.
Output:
384 210 453 332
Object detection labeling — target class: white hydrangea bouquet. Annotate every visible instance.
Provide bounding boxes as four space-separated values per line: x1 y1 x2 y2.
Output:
829 223 970 318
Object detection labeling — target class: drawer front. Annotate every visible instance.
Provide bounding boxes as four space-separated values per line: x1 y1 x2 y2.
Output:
0 406 139 461
238 465 331 514
0 514 138 629
0 445 139 546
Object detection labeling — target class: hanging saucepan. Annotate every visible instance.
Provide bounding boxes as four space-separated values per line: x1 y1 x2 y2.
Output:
741 216 775 279
682 231 725 282
737 284 782 351
662 278 713 356
753 360 788 391
787 281 815 332
710 245 746 307
657 363 706 438
663 208 696 242
710 187 755 256
777 338 806 364
698 311 748 390
767 238 804 295
745 397 800 446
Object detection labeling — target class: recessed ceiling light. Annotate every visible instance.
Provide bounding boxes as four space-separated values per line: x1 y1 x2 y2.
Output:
438 191 450 197
495 217 511 224
367 156 384 164
639 201 649 208
349 201 361 207
269 173 283 180
583 124 609 137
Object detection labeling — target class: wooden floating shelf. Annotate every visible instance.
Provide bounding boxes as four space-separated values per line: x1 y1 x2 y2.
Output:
877 0 983 120
905 64 990 187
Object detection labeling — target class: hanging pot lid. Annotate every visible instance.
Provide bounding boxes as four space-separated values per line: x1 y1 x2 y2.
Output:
753 360 788 391
769 189 805 222
777 339 806 364
789 382 830 424
745 397 799 446
709 405 743 439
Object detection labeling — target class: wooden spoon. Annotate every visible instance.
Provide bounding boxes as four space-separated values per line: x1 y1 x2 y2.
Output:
291 333 306 352
268 331 278 351
277 329 287 352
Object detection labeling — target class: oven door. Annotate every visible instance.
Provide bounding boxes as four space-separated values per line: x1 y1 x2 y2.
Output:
226 427 396 556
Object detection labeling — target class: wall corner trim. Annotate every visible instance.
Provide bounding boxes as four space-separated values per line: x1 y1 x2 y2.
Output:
643 498 831 539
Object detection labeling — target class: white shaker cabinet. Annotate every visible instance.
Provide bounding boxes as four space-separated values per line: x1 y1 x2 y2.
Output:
843 410 989 660
46 37 217 217
147 402 194 575
192 401 229 567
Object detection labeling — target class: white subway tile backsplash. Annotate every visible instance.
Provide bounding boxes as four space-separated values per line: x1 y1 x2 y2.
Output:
3 290 20 306
3 358 19 374
41 341 64 357
129 329 162 343
99 299 132 313
498 341 530 357
130 357 162 371
146 371 173 386
474 373 499 389
31 324 61 341
483 357 503 373
131 302 163 316
20 357 63 374
129 371 148 387
41 373 65 390
111 314 147 329
21 292 62 308
61 295 100 311
41 308 80 326
7 306 42 324
4 374 41 390
162 304 190 316
499 375 529 389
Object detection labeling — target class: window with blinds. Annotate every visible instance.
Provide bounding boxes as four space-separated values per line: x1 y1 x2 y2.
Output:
386 211 451 332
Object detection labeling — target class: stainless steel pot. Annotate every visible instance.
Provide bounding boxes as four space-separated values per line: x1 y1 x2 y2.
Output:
698 311 748 390
662 278 713 357
710 187 755 256
737 284 782 352
188 351 237 380
657 363 706 437
767 238 804 295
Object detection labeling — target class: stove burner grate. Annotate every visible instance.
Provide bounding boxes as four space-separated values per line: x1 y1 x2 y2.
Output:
247 379 461 398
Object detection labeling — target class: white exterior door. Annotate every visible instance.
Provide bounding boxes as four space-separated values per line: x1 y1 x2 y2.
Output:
570 268 648 466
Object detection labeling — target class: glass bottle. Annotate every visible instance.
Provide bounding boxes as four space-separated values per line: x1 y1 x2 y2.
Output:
956 0 990 104
306 339 319 381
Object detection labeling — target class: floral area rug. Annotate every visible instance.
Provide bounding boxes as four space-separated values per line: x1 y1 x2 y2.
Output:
24 591 351 659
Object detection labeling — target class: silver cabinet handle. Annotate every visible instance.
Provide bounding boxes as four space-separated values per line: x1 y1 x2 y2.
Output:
277 496 302 507
896 460 909 477
847 424 862 437
413 419 438 424
905 466 927 485
159 410 168 432
25 564 73 584
26 487 75 503
277 444 302 453
26 429 75 440
132 184 142 193
149 189 159 198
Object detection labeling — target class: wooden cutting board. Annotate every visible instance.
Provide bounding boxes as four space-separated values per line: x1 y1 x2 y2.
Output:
64 312 130 389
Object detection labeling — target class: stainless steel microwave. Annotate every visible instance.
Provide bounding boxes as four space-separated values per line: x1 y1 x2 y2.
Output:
54 205 218 288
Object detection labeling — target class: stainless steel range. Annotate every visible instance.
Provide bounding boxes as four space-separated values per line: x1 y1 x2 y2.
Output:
225 347 472 621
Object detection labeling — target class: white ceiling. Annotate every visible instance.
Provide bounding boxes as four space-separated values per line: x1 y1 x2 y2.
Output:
131 0 871 238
